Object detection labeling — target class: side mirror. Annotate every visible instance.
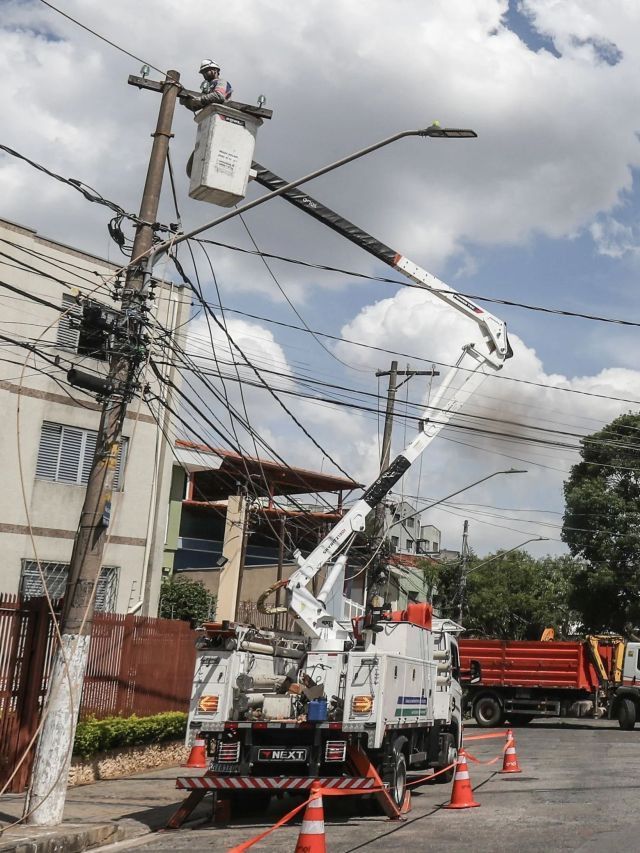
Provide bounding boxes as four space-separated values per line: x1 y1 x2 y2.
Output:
469 659 482 685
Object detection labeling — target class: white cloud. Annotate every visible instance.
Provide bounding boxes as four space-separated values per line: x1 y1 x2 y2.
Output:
4 1 640 557
2 1 640 281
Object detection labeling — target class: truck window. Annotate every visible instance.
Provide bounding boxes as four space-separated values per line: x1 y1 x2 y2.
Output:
451 642 461 683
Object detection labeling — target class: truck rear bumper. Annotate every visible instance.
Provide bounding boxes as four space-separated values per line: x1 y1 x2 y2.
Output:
176 775 377 791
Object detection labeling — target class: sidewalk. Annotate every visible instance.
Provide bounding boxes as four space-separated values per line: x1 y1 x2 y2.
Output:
0 766 208 853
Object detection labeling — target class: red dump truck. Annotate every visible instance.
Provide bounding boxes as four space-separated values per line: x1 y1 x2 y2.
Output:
459 637 633 726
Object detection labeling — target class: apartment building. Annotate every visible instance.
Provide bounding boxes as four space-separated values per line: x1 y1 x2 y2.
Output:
0 218 189 614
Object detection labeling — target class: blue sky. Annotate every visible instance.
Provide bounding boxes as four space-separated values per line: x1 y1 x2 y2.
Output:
2 0 640 557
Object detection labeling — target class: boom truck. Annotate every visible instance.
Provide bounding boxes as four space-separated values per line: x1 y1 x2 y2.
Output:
183 137 512 812
459 636 640 729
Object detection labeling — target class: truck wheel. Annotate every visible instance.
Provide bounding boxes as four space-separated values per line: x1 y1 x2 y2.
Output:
432 732 457 785
618 698 637 731
473 695 504 727
381 738 408 808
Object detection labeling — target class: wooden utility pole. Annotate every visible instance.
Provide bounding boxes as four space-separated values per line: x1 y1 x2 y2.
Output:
26 70 181 826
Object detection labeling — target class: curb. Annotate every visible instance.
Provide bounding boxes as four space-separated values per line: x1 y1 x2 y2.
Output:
0 821 135 853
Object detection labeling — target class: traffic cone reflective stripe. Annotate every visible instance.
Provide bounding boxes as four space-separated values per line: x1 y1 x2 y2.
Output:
295 782 326 853
501 729 522 774
445 749 480 809
182 736 207 769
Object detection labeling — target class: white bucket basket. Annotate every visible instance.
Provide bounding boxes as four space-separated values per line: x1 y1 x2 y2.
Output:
188 104 262 207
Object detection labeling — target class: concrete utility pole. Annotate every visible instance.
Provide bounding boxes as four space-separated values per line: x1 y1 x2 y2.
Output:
217 494 248 622
457 519 470 622
27 70 181 826
367 362 438 604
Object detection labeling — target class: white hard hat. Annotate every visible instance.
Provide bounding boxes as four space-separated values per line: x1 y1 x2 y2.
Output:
199 59 221 73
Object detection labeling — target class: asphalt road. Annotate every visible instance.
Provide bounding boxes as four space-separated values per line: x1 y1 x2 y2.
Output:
99 719 640 852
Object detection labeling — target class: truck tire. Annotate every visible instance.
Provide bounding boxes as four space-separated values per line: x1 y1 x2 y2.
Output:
380 737 408 808
432 732 457 784
618 698 637 731
473 694 504 727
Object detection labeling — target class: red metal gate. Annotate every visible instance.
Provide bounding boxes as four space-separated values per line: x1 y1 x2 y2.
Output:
0 595 59 793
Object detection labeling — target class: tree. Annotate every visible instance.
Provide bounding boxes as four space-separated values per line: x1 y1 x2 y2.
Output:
562 411 640 633
159 576 216 625
424 551 579 639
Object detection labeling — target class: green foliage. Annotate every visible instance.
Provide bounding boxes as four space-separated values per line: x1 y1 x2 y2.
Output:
159 576 216 625
424 551 580 639
73 712 187 758
562 411 640 633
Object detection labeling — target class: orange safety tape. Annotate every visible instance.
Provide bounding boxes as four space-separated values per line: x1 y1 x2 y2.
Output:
465 750 503 766
225 763 460 853
407 760 457 788
226 794 312 853
464 731 509 742
226 783 394 853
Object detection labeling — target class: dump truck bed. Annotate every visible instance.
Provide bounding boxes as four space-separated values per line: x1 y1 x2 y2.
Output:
459 639 601 692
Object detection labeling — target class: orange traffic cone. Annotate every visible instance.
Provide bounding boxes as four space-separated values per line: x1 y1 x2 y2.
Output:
445 749 480 809
295 782 326 853
501 729 522 774
182 735 207 769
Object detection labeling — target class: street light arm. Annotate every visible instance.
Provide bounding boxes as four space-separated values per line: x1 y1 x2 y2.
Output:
144 124 476 266
463 537 550 576
398 468 527 527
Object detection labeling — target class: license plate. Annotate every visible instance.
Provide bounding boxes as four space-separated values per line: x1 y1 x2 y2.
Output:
257 748 308 762
209 762 239 773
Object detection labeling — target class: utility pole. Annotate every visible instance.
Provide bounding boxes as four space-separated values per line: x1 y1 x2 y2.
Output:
367 362 438 606
27 70 181 826
457 519 470 622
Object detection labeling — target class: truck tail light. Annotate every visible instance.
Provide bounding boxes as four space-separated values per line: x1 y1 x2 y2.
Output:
217 741 240 763
351 695 373 715
198 695 219 713
325 740 347 762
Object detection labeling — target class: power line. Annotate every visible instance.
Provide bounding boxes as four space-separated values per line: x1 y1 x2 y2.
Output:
38 0 165 74
194 236 640 329
171 296 640 409
0 144 149 227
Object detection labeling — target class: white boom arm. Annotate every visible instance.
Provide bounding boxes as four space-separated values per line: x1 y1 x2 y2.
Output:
252 163 512 644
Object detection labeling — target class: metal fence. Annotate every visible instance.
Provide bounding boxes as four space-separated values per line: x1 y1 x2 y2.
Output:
236 599 299 633
0 594 196 793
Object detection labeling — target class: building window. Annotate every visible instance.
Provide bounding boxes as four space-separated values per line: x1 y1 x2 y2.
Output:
393 513 400 523
406 539 414 553
406 517 414 528
20 560 118 612
390 536 399 550
433 541 439 552
35 421 128 490
57 294 110 360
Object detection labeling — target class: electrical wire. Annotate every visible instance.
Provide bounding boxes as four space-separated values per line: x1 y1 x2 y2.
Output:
193 236 640 329
38 0 166 74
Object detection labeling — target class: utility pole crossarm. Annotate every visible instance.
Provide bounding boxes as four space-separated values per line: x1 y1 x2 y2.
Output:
127 75 274 120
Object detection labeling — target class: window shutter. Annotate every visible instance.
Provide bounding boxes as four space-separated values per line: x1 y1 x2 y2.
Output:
35 422 62 481
81 430 98 485
20 561 118 612
113 438 128 491
58 426 84 483
56 294 81 351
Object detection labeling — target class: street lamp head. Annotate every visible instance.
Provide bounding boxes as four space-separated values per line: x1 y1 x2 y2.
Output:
417 122 478 139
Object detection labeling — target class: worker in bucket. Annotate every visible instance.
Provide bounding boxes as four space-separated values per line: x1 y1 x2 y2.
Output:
181 60 233 112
